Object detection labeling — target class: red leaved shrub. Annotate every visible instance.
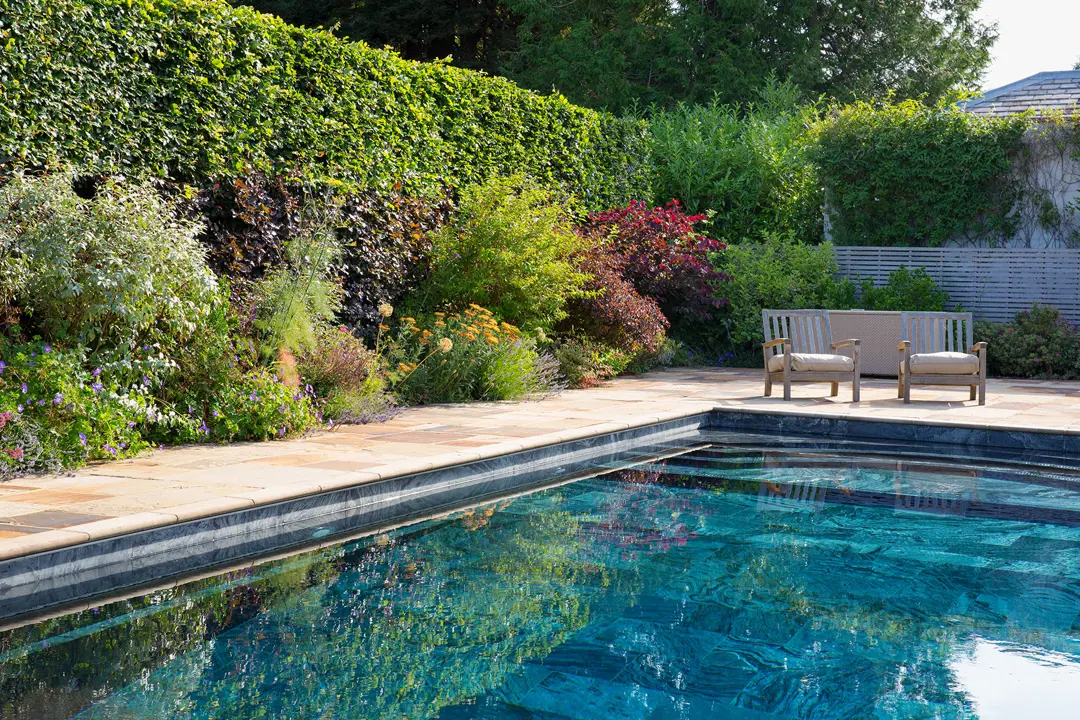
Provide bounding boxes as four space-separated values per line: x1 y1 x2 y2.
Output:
567 245 669 352
580 200 727 322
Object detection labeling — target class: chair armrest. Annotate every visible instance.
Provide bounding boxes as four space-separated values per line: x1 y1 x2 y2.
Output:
897 340 911 353
969 342 987 354
831 339 860 349
762 338 789 350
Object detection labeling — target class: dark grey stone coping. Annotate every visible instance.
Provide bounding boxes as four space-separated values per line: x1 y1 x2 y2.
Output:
0 413 711 623
4 406 1080 623
709 410 1080 454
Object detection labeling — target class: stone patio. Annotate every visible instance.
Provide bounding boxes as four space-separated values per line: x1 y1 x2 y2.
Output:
2 367 1080 561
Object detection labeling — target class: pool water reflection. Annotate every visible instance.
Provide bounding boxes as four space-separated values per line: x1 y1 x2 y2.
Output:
4 433 1080 718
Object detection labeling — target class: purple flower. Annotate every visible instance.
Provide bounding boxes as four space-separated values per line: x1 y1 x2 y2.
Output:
277 405 285 414
16 404 23 413
30 351 35 357
212 409 220 418
328 418 334 429
92 382 104 393
249 391 258 401
0 360 5 374
103 444 117 456
92 367 102 377
36 399 45 407
79 433 87 445
142 375 150 387
119 441 127 450
43 345 50 353
20 383 27 394
187 405 195 414
127 421 135 428
198 423 209 435
53 393 64 406
278 425 286 437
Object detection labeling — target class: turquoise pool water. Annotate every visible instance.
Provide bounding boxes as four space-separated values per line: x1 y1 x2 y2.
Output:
5 432 1080 719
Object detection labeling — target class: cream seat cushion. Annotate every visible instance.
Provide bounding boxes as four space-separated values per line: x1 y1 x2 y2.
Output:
768 353 854 373
900 351 979 375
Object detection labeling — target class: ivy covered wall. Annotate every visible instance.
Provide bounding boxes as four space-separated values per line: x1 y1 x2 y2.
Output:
0 0 651 209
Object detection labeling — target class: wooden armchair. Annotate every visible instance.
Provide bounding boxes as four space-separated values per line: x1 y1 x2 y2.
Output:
898 312 987 405
762 309 861 402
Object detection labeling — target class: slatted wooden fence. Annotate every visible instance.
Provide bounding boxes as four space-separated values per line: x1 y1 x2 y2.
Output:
832 247 1080 325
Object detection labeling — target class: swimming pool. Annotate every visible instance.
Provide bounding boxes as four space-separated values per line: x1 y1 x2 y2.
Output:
4 431 1080 719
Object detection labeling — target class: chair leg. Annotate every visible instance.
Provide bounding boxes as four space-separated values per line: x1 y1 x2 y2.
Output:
830 381 839 397
897 375 904 398
783 377 791 401
969 385 977 401
903 376 911 404
764 373 772 397
853 374 860 403
978 379 986 406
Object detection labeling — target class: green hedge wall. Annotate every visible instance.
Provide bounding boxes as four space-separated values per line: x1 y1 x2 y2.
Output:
0 0 650 208
812 99 1029 247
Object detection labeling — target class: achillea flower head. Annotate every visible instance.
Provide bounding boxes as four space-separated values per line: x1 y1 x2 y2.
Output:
378 303 394 318
439 338 453 353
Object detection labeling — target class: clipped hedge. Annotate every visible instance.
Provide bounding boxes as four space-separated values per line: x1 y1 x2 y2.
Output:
813 99 1029 247
0 0 650 209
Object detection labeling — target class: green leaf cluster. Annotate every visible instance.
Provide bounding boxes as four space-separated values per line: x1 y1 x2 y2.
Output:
721 236 850 346
812 99 1030 247
649 82 821 243
422 175 591 331
0 0 650 210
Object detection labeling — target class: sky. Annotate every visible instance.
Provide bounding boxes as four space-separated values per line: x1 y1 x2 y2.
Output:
976 0 1080 91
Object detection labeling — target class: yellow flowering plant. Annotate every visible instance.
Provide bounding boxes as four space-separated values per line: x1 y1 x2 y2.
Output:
384 305 562 404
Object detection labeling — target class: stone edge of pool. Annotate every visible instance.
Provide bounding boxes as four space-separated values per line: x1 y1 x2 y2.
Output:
4 405 1080 565
3 406 1080 622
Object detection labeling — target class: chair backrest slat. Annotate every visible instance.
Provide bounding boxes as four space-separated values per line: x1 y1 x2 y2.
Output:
900 312 973 355
762 309 833 356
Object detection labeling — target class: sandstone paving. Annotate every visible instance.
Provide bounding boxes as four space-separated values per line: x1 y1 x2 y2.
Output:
2 367 1079 560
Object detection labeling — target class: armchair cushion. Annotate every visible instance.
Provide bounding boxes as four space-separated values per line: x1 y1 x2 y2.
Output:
768 352 855 373
900 351 979 375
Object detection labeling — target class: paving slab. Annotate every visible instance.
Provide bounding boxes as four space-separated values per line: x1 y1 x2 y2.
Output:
1 367 1079 561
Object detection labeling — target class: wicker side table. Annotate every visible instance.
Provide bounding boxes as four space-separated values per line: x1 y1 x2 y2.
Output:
828 310 902 377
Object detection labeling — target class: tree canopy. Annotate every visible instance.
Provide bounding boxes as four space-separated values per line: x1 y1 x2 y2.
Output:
232 0 997 111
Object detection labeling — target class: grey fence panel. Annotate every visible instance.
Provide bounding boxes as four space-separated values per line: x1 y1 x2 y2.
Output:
832 247 1080 325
